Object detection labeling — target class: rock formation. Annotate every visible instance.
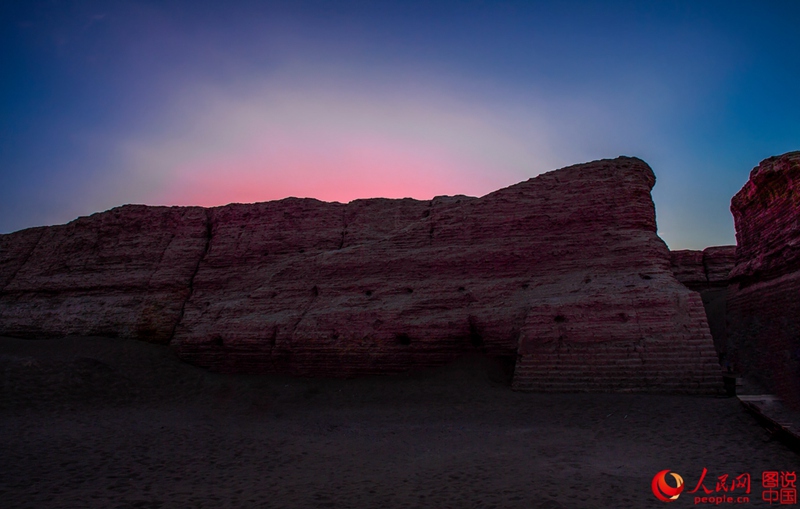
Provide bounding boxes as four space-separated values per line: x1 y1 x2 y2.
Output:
670 246 736 292
727 151 800 405
0 157 722 393
0 206 209 343
670 246 736 361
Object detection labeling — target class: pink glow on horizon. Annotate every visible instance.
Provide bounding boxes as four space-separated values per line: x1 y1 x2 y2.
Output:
160 133 497 206
121 75 551 208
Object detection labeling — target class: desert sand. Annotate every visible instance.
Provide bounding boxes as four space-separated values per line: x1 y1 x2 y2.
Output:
1 336 796 509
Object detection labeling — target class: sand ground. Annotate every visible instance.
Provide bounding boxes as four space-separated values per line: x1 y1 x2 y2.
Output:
1 336 796 509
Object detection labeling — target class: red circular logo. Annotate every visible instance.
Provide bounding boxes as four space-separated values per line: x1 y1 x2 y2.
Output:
652 470 684 502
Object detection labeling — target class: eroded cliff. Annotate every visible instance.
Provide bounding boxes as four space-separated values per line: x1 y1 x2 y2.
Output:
727 151 800 405
0 157 722 392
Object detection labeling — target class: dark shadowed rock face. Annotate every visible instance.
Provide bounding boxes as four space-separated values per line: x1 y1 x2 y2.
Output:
0 157 721 393
670 246 736 363
727 151 800 405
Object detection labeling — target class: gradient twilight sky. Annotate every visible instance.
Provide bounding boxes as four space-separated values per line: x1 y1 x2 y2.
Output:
2 1 799 249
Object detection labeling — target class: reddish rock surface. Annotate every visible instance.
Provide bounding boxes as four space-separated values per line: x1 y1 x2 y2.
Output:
670 246 736 292
670 250 706 290
727 151 800 405
704 246 738 284
0 206 209 342
0 157 722 393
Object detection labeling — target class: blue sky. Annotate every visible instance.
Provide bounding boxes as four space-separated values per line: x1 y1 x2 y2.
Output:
2 0 799 249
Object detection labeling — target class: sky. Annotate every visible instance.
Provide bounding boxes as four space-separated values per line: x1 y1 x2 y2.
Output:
2 0 799 249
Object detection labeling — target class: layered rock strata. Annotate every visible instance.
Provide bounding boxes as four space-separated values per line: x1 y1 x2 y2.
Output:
670 246 736 361
0 206 209 342
727 151 800 405
670 246 736 292
0 157 722 392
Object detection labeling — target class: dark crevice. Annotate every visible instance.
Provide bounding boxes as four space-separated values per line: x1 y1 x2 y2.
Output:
262 324 280 373
291 285 319 340
266 324 279 371
701 252 712 284
468 316 484 348
0 227 45 293
169 208 213 343
426 201 434 245
338 208 347 249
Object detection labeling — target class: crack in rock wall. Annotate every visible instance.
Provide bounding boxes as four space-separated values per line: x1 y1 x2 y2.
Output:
0 206 209 343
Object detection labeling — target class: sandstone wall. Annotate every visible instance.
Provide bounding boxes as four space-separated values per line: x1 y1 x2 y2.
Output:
670 246 736 292
0 206 209 343
727 151 800 404
0 157 722 392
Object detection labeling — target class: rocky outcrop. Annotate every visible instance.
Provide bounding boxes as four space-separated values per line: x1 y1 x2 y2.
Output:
704 246 738 284
670 246 736 292
0 157 722 393
670 250 706 290
0 206 209 342
727 151 800 405
670 246 736 361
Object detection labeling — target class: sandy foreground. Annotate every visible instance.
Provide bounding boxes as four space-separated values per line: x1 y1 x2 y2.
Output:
0 336 796 509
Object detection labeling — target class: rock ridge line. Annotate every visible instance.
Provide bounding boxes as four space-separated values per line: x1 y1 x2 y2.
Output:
0 156 722 393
